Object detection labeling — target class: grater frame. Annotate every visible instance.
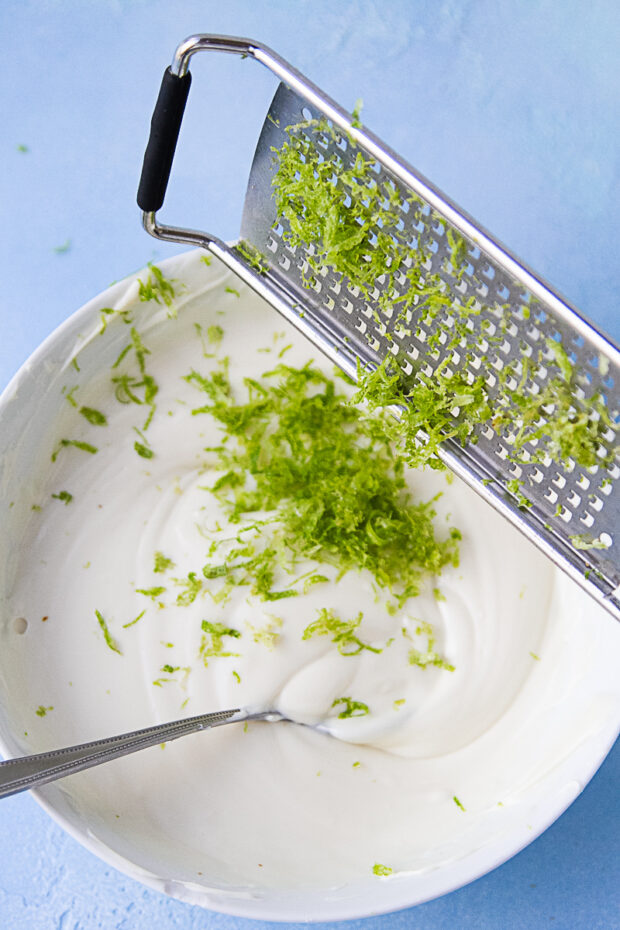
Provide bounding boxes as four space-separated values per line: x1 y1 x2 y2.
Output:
137 34 620 621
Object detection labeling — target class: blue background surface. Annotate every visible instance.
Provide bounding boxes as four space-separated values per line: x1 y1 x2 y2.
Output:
0 1 619 927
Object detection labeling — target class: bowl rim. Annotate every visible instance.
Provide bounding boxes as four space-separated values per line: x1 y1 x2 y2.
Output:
0 248 618 922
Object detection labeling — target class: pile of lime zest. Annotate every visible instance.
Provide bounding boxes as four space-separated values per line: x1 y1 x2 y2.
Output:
453 795 466 811
153 551 175 573
79 406 107 426
199 620 242 664
272 117 619 479
51 490 73 505
137 262 176 311
95 609 122 655
174 571 203 606
136 586 166 601
35 705 53 718
569 533 610 551
372 863 393 877
332 696 370 718
123 609 146 629
51 438 98 463
186 360 460 604
235 239 269 275
99 305 133 335
246 615 283 648
111 327 158 436
302 608 381 655
405 620 454 672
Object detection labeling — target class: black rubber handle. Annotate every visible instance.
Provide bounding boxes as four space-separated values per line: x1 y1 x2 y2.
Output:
137 67 192 213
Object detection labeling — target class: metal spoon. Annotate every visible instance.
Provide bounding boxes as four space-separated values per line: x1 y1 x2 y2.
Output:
0 708 285 800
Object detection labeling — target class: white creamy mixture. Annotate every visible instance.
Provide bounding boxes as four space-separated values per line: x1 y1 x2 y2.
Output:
0 251 615 895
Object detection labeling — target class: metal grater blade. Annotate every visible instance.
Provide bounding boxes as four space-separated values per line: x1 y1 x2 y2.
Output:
239 83 620 618
138 37 620 621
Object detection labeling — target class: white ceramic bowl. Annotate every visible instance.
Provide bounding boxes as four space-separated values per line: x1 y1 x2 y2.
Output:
0 251 618 922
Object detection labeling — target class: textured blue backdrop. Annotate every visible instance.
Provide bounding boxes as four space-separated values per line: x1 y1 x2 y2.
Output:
0 2 619 928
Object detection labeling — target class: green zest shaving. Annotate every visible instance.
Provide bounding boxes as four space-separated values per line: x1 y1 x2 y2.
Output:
569 533 610 551
111 327 158 439
51 439 98 462
95 609 122 655
247 616 283 648
175 572 203 606
332 696 370 718
99 306 133 335
79 406 107 426
35 705 53 717
51 490 73 505
199 621 242 664
136 586 166 601
235 240 269 275
372 863 393 877
154 551 175 573
453 795 466 811
303 608 381 655
123 609 146 629
207 325 224 345
406 620 454 671
134 441 154 459
138 263 175 309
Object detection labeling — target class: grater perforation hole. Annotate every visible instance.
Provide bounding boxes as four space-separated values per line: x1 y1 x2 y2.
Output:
588 495 603 512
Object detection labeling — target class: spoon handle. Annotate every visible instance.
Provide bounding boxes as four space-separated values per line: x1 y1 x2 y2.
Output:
0 707 257 799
